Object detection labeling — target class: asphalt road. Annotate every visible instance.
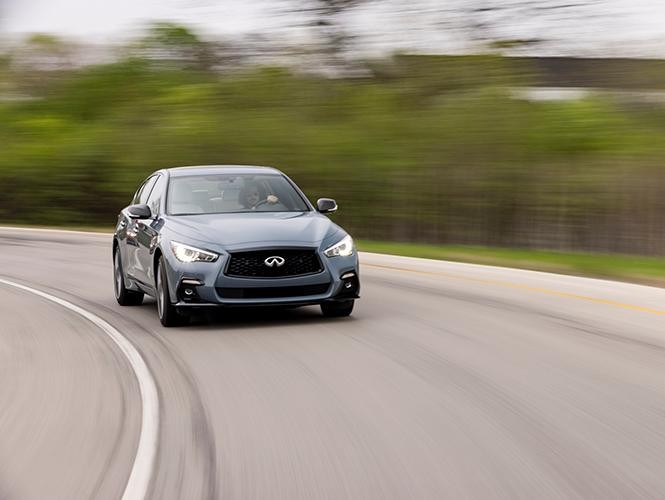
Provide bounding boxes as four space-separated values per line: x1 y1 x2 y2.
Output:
2 226 665 499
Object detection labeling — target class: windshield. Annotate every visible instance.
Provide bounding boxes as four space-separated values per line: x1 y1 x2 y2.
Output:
167 173 310 215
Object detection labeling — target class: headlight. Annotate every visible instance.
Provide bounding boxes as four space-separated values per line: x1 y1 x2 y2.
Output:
324 234 354 257
170 241 219 263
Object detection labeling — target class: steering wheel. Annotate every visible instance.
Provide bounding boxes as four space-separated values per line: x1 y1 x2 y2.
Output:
253 195 279 209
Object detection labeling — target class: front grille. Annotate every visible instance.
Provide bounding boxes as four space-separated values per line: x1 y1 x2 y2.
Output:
217 283 330 299
226 249 323 278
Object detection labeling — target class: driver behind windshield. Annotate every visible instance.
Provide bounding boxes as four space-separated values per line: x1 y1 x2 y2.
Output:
239 182 279 210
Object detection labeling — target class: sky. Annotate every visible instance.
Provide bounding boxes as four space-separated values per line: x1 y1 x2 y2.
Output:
2 0 273 38
2 0 665 57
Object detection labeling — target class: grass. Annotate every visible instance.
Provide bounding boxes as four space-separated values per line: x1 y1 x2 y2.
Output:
358 240 665 288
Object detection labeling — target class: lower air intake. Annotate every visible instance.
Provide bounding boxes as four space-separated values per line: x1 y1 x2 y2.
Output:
217 283 330 299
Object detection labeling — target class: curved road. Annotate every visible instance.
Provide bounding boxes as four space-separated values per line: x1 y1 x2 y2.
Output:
1 226 665 499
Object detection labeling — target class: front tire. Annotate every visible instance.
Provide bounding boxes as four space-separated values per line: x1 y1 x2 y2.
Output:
156 257 185 327
321 300 354 318
114 249 144 306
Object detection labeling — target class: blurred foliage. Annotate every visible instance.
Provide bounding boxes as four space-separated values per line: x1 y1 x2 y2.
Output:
2 29 665 255
132 22 218 71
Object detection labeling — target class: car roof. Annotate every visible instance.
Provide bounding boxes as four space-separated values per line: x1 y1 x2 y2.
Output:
163 165 283 177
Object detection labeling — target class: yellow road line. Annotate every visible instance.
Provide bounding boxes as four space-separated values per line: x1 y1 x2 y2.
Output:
363 263 665 317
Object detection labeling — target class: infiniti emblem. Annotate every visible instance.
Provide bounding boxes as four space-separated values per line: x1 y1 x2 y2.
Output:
264 256 286 267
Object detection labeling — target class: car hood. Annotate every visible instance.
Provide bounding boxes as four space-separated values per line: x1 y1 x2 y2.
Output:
163 211 343 251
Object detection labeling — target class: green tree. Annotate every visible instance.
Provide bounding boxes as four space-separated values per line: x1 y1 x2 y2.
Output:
136 22 216 71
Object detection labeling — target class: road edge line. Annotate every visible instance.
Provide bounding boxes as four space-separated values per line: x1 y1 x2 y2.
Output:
0 278 159 500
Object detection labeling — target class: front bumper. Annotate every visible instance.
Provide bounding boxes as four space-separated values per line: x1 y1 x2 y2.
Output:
162 246 360 308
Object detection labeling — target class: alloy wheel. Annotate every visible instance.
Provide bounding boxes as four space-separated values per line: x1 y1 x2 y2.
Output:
114 252 122 299
157 264 164 319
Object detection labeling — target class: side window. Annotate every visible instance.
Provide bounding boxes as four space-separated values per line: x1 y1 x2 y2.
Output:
147 175 167 215
131 181 147 205
134 176 158 206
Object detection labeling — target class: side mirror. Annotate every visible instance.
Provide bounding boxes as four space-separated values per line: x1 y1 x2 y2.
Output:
126 203 152 219
317 198 338 214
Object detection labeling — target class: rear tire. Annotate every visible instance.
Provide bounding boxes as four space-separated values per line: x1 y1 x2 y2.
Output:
321 300 354 318
114 249 144 306
157 257 185 327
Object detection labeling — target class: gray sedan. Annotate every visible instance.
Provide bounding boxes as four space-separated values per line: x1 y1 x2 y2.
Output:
113 165 360 326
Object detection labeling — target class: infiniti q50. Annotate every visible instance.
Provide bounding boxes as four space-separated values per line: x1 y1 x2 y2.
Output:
112 165 360 326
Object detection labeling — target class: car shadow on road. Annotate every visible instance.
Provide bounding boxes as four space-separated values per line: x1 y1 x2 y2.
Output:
136 297 358 330
189 306 357 331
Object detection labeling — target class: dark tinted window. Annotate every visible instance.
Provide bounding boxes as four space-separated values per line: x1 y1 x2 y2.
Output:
147 174 167 215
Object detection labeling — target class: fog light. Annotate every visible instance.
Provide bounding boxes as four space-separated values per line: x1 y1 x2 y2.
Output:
184 288 194 296
344 282 353 289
